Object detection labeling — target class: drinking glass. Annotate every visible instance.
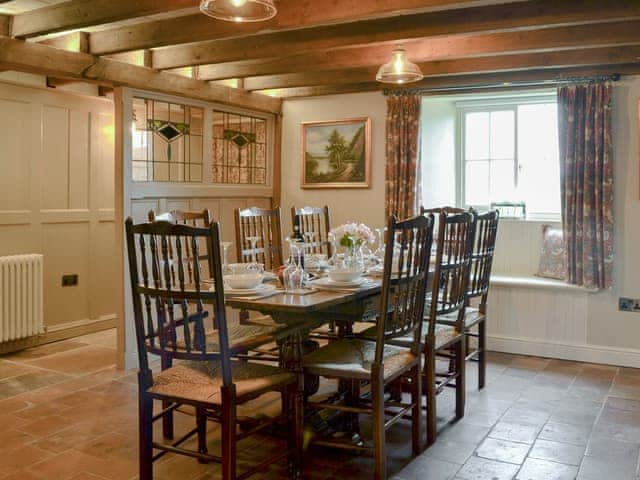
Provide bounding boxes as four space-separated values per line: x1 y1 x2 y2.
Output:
283 242 304 292
221 241 232 275
245 235 260 263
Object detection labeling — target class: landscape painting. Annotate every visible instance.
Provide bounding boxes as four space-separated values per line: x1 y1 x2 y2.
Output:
301 117 371 188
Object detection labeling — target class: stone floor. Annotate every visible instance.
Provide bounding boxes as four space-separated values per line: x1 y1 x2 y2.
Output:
0 330 639 479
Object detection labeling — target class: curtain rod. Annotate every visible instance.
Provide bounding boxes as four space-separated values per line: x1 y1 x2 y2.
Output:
382 73 621 96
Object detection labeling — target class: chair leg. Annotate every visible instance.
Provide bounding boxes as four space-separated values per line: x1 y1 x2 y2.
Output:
410 364 423 455
196 408 209 462
286 384 303 480
424 344 437 447
221 387 237 480
138 393 153 480
455 339 466 420
478 320 486 389
372 366 386 480
160 356 174 439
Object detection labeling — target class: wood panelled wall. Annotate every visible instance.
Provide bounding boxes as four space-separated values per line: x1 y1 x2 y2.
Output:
0 81 115 348
129 195 272 261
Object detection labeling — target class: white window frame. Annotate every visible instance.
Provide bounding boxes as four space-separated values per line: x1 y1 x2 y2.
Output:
456 93 559 220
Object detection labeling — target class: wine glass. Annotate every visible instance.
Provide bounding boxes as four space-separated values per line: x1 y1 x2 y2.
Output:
221 241 233 275
245 235 260 263
283 242 304 292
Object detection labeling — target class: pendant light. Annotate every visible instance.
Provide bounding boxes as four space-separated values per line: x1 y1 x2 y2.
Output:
199 0 277 22
376 47 424 84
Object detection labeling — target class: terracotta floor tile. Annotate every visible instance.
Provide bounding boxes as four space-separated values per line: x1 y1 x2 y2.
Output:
455 456 519 480
25 347 116 376
475 438 530 465
528 439 585 466
1 333 639 480
516 458 578 480
4 341 89 361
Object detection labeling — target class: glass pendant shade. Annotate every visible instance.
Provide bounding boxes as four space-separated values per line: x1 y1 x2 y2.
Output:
199 0 277 22
376 48 424 84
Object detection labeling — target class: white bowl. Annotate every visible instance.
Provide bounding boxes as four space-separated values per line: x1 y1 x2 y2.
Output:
328 268 363 283
226 263 264 274
224 273 264 290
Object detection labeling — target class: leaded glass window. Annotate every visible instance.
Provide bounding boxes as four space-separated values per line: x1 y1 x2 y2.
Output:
132 97 204 182
212 110 267 184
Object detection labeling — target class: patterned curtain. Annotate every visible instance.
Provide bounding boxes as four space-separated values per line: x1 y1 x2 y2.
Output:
557 81 614 289
385 94 421 219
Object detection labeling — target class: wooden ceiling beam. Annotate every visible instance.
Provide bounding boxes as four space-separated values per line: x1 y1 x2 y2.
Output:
38 31 89 53
0 37 281 113
87 0 526 55
195 20 640 80
151 2 640 70
10 0 196 38
243 46 640 91
0 15 9 36
259 64 640 98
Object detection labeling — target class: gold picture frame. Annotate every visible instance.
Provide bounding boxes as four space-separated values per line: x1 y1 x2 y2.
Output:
301 117 371 189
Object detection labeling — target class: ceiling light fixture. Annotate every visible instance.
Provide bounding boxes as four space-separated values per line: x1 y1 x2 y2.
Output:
376 47 424 84
199 0 277 22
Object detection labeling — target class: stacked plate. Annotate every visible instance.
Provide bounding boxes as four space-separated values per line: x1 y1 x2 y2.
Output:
309 277 375 291
224 283 277 297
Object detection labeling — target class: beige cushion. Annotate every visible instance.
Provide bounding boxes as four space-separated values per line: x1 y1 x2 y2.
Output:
360 322 461 351
303 338 417 381
149 360 295 405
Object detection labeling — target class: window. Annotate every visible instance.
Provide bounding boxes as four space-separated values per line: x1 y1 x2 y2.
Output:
459 96 560 218
131 97 204 183
212 110 267 185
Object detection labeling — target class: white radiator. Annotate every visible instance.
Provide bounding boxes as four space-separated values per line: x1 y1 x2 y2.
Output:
0 254 44 342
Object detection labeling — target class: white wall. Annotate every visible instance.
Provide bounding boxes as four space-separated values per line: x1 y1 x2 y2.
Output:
280 82 640 366
281 92 387 236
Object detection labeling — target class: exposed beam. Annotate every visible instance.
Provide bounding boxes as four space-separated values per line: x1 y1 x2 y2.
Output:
11 0 196 38
0 37 281 114
39 31 89 53
258 64 640 98
88 0 526 55
243 46 640 91
151 1 640 70
0 15 9 36
195 20 640 80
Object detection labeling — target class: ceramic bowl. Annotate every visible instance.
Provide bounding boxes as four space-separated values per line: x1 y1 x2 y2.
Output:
224 273 264 289
226 263 264 275
327 268 363 283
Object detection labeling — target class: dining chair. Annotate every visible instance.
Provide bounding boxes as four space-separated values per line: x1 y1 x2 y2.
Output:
419 210 476 445
146 209 295 437
125 218 302 480
303 214 435 480
291 205 332 257
234 206 284 271
464 210 499 389
373 209 475 446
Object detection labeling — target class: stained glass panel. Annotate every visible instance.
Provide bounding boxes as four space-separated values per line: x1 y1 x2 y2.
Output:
212 110 267 185
131 97 203 182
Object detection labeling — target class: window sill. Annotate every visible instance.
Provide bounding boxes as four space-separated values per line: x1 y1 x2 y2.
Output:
498 217 561 224
490 275 596 293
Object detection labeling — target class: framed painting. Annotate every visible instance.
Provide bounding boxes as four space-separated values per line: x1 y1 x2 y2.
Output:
301 117 371 189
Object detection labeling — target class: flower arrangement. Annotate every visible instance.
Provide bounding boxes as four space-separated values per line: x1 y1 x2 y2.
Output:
330 222 375 250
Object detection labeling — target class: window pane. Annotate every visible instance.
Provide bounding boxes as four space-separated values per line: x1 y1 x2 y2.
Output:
465 161 489 206
490 110 515 159
465 112 489 160
517 103 560 216
489 159 516 203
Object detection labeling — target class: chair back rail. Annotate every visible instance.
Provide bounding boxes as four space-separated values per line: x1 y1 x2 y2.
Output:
125 219 231 386
291 205 332 257
234 206 284 270
375 214 435 362
467 210 500 306
425 211 476 334
148 209 213 283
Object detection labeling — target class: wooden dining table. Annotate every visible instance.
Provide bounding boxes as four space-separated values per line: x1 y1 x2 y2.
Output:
225 279 383 394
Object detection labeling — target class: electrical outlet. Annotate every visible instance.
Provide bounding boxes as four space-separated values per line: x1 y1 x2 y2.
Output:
61 274 78 287
619 297 640 312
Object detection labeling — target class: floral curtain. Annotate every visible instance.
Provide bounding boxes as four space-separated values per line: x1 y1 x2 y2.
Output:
385 94 421 219
557 81 614 289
